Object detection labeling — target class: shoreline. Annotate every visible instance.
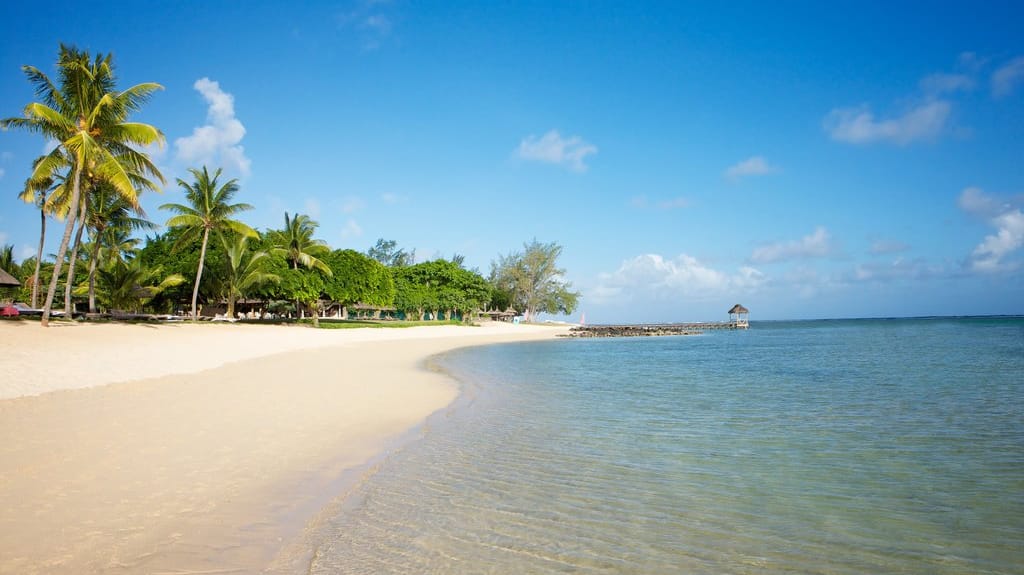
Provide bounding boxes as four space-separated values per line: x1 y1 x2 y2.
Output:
0 321 568 574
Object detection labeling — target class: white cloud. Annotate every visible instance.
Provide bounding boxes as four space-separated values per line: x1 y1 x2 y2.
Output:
868 239 910 255
724 156 779 181
340 218 363 239
750 227 835 264
960 188 1024 273
824 101 950 145
340 195 366 213
992 56 1024 98
380 192 402 205
958 186 1006 218
959 187 1024 272
337 2 397 51
849 258 941 283
516 130 597 172
590 253 765 305
0 167 5 180
174 78 251 176
919 73 974 96
968 210 1024 273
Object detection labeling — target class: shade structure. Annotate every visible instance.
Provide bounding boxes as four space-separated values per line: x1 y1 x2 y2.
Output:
727 304 748 314
0 268 20 288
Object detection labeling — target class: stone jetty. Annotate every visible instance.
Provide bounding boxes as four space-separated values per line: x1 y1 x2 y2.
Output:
564 321 745 338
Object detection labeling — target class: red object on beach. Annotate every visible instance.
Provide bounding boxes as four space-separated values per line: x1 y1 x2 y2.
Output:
0 305 19 317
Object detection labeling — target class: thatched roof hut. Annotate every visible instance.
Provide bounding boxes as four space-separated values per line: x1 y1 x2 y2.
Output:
728 304 749 328
0 268 20 288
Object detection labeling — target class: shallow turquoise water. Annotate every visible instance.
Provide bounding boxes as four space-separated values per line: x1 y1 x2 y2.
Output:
309 318 1024 574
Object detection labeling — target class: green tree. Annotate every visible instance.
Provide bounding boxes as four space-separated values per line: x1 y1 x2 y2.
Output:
214 234 280 318
83 183 155 313
268 212 332 326
393 260 490 322
91 258 184 313
321 249 395 315
2 45 165 326
0 245 18 302
161 166 256 319
490 239 579 321
18 161 59 308
367 238 415 267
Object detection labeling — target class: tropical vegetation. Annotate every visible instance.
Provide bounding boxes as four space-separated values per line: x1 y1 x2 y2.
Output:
1 45 579 326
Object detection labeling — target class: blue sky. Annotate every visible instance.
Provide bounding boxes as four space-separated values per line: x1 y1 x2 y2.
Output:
1 1 1022 322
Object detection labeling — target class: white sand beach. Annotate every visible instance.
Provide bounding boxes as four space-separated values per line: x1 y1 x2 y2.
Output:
0 321 568 574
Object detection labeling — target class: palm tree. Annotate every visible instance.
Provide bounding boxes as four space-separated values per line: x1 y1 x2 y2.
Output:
18 160 61 308
269 212 332 272
94 227 141 267
47 154 160 316
84 183 156 313
216 234 279 318
269 212 332 325
92 258 184 313
1 45 165 326
0 244 14 273
161 166 256 319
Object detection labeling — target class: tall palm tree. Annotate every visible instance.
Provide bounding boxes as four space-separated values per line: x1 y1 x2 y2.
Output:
47 154 160 316
84 183 156 313
161 166 256 319
18 164 60 308
269 212 332 325
216 234 279 318
1 45 165 326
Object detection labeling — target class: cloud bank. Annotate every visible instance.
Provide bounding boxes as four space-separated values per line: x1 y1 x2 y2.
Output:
590 253 764 304
175 78 251 176
516 130 597 172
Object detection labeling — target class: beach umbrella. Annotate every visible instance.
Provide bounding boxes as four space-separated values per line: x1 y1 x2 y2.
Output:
0 268 20 288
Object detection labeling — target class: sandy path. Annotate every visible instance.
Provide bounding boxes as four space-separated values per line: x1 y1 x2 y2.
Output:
0 321 567 574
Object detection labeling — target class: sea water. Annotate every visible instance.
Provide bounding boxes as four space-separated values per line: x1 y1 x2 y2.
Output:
307 318 1023 574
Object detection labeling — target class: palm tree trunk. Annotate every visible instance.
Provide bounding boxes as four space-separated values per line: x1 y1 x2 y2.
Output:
191 228 210 320
64 199 88 319
226 295 235 319
88 235 102 313
31 206 46 308
41 164 82 327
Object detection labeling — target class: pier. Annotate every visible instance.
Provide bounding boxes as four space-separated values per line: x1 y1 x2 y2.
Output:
564 304 751 338
564 321 747 338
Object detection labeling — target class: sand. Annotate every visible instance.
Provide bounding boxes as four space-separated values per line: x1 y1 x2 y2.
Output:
0 320 568 574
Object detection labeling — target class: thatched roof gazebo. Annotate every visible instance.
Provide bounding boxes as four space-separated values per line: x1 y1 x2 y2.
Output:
728 304 749 328
0 268 20 288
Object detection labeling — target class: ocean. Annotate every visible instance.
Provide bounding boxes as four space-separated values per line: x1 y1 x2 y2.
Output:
305 317 1023 574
